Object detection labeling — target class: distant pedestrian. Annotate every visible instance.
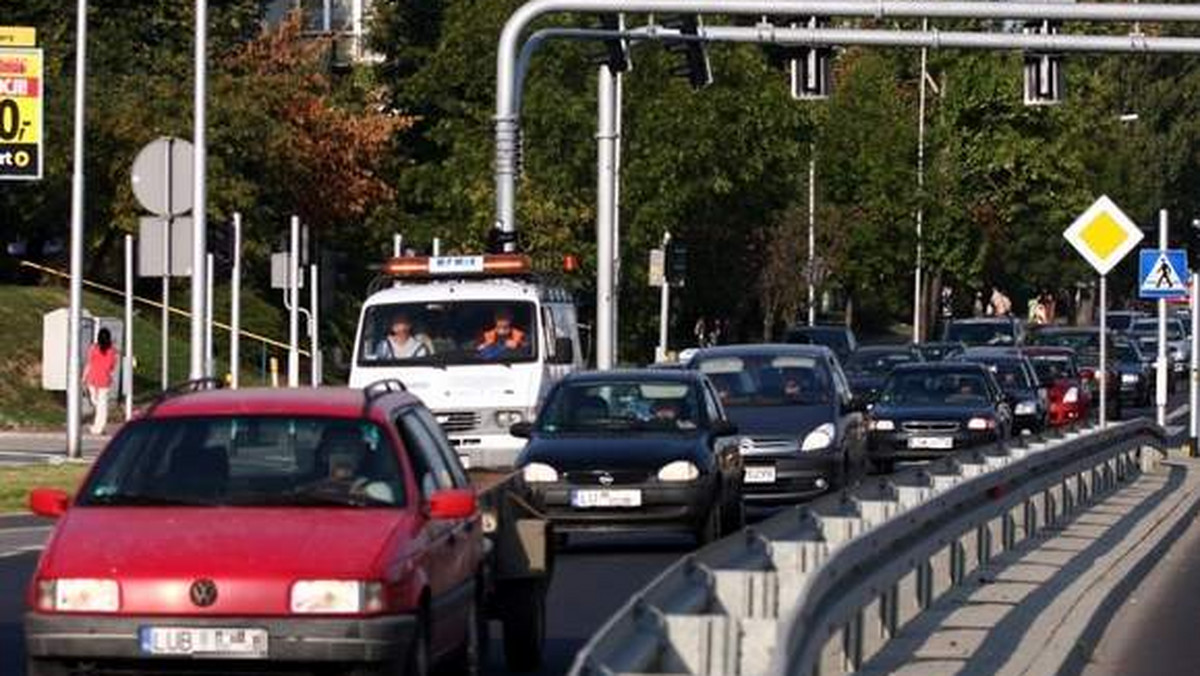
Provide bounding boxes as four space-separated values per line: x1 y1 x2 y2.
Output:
83 328 118 435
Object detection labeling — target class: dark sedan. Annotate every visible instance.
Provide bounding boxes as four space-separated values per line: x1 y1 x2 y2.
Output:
843 345 924 402
867 362 1014 473
952 347 1048 433
784 325 858 362
512 370 743 545
687 344 868 504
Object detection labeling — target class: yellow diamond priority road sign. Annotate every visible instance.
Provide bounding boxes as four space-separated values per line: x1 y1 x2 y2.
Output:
1064 195 1144 275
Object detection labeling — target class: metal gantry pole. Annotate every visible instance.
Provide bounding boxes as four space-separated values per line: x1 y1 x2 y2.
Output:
189 0 209 380
913 22 928 344
310 263 321 387
230 213 241 388
288 216 301 387
807 143 816 327
596 64 618 370
65 0 89 458
1100 275 1108 428
124 234 134 421
1157 209 1169 426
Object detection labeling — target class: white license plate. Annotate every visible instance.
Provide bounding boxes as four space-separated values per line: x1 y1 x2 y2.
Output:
744 466 777 484
571 489 642 508
139 627 268 659
908 436 954 450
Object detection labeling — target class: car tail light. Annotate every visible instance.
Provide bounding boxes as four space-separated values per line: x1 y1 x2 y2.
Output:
37 579 120 613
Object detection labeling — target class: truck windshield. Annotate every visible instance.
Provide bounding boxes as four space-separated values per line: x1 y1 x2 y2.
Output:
358 301 538 366
78 417 406 508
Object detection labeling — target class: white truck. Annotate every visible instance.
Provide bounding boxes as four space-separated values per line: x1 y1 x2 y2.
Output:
349 254 583 468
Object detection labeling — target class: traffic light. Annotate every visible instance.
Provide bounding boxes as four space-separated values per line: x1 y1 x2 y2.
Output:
597 14 631 73
662 15 712 90
790 18 834 100
666 240 688 286
1023 21 1065 106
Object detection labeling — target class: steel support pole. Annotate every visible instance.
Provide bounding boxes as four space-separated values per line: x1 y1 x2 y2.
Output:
657 232 671 363
66 0 89 458
914 23 928 344
807 145 816 327
393 233 403 258
433 237 441 257
162 139 173 391
612 69 624 358
288 216 301 387
205 253 214 378
124 234 134 421
1100 275 1108 428
230 213 241 388
1157 210 1169 426
190 0 208 380
1191 273 1198 453
596 64 618 370
310 263 321 387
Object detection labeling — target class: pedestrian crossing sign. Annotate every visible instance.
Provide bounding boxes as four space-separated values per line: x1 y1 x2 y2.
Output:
1138 249 1189 299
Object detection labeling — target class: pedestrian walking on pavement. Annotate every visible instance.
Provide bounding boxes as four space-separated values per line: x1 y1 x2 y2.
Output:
83 328 118 436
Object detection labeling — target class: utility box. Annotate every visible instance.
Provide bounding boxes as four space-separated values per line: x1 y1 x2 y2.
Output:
41 309 125 399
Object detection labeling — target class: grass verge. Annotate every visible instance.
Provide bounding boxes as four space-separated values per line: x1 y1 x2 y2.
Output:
0 463 91 513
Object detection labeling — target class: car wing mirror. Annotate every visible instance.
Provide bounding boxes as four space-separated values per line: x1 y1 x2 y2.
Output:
29 488 69 519
510 421 534 438
428 489 477 520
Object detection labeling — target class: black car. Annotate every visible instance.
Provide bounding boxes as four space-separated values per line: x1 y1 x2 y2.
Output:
942 317 1024 347
687 344 868 503
512 370 744 545
784 325 858 362
915 341 967 362
1112 339 1154 406
867 362 1014 473
952 347 1048 433
843 345 924 402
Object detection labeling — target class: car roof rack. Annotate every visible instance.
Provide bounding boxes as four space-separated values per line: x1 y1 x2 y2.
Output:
362 379 408 411
139 377 226 416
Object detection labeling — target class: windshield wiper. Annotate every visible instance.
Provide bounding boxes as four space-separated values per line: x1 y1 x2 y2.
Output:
87 492 216 507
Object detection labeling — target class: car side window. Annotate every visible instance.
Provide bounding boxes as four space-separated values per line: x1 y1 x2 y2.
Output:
411 407 470 488
829 359 853 405
395 409 455 498
701 382 723 423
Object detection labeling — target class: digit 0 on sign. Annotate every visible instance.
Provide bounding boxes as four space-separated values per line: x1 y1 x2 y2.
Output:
0 99 18 141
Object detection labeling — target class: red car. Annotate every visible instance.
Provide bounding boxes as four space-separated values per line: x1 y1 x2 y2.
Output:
25 382 484 676
1023 347 1092 426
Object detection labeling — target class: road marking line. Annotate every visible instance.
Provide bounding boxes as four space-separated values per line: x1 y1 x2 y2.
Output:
0 545 44 559
0 526 52 534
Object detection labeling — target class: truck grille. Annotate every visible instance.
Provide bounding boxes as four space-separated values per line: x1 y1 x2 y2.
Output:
435 411 481 433
902 421 960 433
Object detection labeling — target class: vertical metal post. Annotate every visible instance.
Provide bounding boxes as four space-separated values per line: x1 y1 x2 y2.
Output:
432 237 442 257
66 0 89 458
288 216 301 387
230 213 241 389
124 234 134 421
1157 210 1169 427
913 25 928 344
657 232 671 363
612 68 624 360
392 233 402 258
205 252 214 378
807 143 817 327
190 0 209 380
162 139 173 390
1190 273 1198 453
596 64 617 370
310 263 321 387
1100 275 1108 428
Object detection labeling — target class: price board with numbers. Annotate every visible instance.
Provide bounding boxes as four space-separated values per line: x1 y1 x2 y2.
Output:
0 47 43 180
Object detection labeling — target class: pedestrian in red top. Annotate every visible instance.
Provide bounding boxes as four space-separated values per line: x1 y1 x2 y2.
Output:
83 328 118 435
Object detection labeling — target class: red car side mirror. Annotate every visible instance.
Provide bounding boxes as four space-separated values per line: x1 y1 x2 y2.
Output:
428 489 477 520
29 488 70 519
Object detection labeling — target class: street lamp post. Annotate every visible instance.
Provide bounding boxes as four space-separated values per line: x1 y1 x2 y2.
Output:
913 19 928 344
807 143 816 326
66 0 89 458
190 0 209 380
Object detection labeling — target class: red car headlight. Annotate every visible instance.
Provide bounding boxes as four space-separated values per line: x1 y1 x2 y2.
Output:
37 578 121 613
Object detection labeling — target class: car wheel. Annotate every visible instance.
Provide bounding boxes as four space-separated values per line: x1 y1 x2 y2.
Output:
502 580 546 672
25 658 70 676
695 504 722 546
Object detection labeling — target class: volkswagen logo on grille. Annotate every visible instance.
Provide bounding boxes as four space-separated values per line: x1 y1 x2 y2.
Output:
738 437 755 453
598 472 615 486
189 579 219 608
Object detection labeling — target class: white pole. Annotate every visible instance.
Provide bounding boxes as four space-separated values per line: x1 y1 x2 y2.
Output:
392 233 403 258
596 64 617 370
66 0 89 458
189 0 209 380
657 232 671 363
124 234 134 421
310 263 321 387
1099 275 1108 428
1190 272 1198 452
807 143 817 327
161 140 173 390
205 252 215 378
1157 209 1169 426
433 237 442 257
230 213 241 389
913 25 928 344
288 216 301 387
613 68 624 359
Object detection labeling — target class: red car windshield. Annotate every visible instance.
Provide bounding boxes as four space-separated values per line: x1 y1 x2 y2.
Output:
79 416 407 508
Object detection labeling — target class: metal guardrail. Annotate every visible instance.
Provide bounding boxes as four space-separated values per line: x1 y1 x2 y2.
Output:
569 419 1170 676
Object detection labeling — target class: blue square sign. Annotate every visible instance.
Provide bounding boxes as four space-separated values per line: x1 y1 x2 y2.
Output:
1139 249 1189 299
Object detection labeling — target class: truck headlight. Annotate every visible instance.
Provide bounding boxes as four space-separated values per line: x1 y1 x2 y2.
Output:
869 419 895 431
37 578 120 613
1014 401 1037 416
290 580 383 614
801 423 836 452
495 410 525 427
657 460 700 482
521 462 559 483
